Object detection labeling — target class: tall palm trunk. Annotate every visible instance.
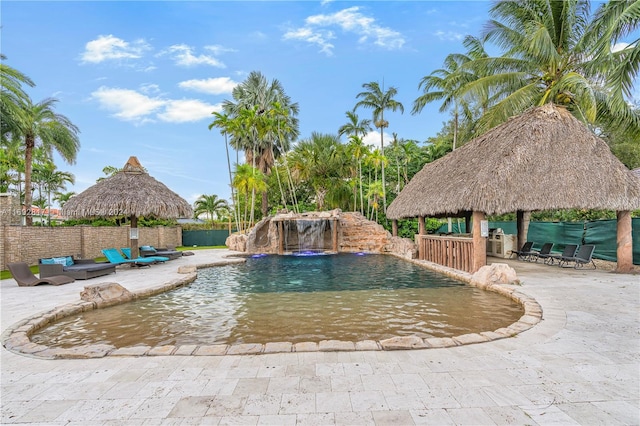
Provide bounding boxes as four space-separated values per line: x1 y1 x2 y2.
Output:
380 127 386 213
359 160 364 214
223 133 240 232
23 135 35 226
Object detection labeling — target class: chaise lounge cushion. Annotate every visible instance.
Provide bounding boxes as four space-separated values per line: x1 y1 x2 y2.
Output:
39 256 116 280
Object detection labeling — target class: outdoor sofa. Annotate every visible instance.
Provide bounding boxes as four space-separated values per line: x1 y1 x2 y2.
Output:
39 256 116 280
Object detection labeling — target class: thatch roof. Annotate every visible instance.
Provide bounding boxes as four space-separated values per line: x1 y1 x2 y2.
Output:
62 156 193 219
387 104 640 219
632 168 640 179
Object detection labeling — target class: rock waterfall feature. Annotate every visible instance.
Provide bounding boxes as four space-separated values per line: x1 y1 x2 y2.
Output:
226 210 416 258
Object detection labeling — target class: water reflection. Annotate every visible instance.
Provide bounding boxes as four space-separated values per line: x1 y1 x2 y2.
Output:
31 254 524 348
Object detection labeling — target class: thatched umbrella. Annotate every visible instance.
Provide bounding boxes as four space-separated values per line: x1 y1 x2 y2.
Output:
388 104 640 271
62 156 193 258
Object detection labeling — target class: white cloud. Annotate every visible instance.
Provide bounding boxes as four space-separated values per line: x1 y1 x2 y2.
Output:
91 86 165 123
162 44 226 67
139 83 161 95
158 99 221 123
91 86 221 124
434 30 464 42
283 6 405 56
204 45 236 55
178 77 239 95
612 42 629 53
362 130 391 148
283 28 335 56
81 35 150 63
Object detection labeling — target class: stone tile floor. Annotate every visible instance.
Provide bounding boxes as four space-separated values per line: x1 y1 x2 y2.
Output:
1 250 638 425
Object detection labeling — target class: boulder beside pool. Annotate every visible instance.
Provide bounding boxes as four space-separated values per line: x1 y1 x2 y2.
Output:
471 263 519 288
81 282 134 307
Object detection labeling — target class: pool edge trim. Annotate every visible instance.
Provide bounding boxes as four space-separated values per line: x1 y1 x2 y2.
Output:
2 256 542 359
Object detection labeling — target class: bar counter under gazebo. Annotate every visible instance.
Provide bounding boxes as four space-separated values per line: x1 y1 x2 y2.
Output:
387 104 640 273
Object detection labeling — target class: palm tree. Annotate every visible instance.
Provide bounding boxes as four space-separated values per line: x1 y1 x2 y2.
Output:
232 163 266 231
0 54 34 136
267 100 299 213
0 133 24 195
289 133 348 211
413 36 488 150
354 81 404 213
338 111 372 140
54 190 76 208
97 165 121 182
459 0 640 135
366 181 384 222
12 97 80 225
32 160 74 225
345 135 370 214
209 112 241 229
193 194 229 227
222 71 299 216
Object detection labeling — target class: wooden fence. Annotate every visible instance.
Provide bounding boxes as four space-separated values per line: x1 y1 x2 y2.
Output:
417 235 475 273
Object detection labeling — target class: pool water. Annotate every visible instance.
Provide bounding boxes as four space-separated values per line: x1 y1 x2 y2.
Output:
31 254 524 348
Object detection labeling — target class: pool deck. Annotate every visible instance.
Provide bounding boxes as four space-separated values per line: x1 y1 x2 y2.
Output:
1 249 638 425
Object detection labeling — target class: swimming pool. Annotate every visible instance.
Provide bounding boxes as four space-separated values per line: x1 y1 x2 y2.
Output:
31 254 524 348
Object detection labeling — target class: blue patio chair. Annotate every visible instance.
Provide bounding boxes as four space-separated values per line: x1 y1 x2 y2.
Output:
101 248 159 266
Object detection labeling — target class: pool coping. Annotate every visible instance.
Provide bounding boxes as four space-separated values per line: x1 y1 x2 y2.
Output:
1 255 542 359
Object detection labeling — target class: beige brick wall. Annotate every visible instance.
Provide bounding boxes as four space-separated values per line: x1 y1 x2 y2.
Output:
1 226 183 270
0 193 21 225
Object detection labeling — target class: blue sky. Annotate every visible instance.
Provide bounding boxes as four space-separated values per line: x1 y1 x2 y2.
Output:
3 1 635 208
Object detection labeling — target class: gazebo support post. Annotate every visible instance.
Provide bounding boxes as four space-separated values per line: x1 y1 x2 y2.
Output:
616 210 633 273
392 220 398 237
472 211 486 272
516 210 531 250
130 215 139 259
417 216 426 261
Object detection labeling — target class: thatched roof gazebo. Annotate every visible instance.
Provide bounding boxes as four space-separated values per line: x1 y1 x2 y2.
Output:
387 104 640 272
63 156 193 258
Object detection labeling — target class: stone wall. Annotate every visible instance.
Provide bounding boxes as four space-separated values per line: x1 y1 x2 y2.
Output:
1 225 183 270
0 193 21 225
338 212 392 252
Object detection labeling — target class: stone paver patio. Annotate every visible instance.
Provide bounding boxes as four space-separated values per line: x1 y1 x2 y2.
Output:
1 249 638 425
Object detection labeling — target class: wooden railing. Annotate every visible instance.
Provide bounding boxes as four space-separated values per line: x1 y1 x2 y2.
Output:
416 235 475 273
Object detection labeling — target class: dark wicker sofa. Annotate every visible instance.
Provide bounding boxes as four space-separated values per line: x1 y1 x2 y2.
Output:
39 256 116 280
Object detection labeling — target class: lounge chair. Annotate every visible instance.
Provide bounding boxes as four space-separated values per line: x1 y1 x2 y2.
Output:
139 245 182 260
547 244 579 266
101 248 161 266
121 248 169 263
528 243 554 263
560 244 597 269
8 262 75 287
39 256 116 280
509 241 535 260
